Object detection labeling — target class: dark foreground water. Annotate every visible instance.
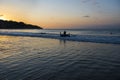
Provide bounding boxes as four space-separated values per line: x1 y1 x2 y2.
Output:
0 36 120 80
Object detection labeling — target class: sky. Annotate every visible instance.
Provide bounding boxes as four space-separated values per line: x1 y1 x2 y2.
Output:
0 0 120 29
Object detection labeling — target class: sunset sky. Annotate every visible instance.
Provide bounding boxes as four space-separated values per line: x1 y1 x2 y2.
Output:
0 0 120 29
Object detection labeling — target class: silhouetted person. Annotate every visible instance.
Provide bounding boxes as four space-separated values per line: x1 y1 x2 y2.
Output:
63 31 66 35
60 31 70 37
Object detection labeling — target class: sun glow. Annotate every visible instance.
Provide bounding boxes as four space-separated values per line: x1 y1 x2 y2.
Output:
0 16 8 20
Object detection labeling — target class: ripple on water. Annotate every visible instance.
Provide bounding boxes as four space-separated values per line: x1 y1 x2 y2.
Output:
0 36 120 80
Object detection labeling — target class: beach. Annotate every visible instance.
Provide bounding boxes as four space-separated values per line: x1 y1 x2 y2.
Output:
0 33 120 80
0 0 120 79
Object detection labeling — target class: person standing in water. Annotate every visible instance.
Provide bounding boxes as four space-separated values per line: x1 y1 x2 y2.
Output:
63 31 66 35
60 30 70 37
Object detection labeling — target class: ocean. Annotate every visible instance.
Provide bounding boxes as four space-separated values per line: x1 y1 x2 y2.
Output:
0 29 120 80
0 29 120 36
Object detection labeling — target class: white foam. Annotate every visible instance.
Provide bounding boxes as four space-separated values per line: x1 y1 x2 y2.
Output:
0 31 120 44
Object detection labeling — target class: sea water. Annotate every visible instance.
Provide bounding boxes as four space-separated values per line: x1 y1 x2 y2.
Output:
0 29 120 36
0 29 120 44
0 34 120 80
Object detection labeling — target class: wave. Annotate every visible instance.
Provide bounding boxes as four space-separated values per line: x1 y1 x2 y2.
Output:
0 32 120 44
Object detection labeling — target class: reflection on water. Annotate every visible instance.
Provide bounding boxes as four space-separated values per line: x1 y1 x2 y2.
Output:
59 39 67 47
0 36 120 80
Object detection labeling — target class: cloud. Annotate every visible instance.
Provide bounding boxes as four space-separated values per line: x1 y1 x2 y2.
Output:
83 15 90 18
81 0 100 7
0 15 3 17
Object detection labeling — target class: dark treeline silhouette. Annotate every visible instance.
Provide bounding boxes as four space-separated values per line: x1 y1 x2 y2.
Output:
0 20 42 29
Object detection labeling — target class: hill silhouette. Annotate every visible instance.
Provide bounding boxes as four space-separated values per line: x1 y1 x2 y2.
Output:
0 20 42 29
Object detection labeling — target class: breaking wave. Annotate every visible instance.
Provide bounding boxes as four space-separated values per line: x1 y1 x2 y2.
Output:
0 31 120 44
